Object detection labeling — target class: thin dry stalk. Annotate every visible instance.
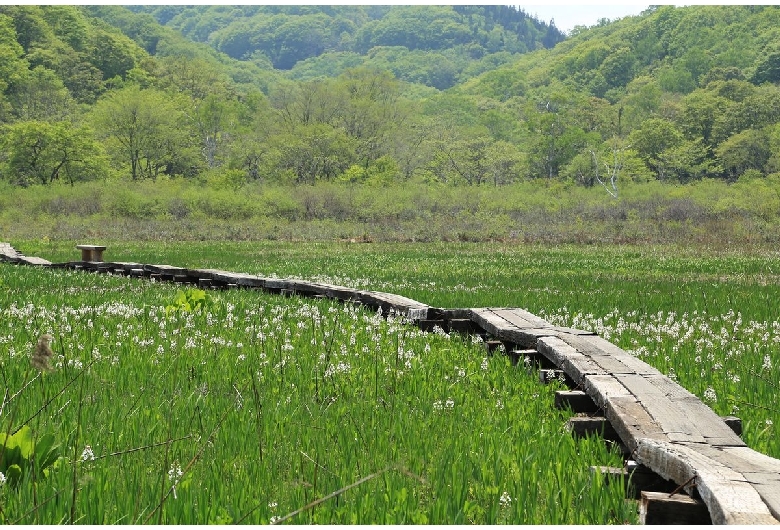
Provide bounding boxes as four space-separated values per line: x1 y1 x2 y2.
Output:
269 467 389 525
142 395 236 524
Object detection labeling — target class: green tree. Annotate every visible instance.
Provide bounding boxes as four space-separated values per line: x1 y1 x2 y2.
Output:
657 137 719 182
272 123 358 184
7 66 74 121
86 29 141 81
0 120 109 186
676 89 732 145
90 85 198 179
628 118 684 180
600 47 637 89
0 13 28 119
716 128 770 180
711 83 780 144
750 47 780 85
525 95 598 180
430 135 493 185
196 94 240 169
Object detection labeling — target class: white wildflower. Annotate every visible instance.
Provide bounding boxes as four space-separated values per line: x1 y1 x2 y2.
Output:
703 387 717 403
80 445 96 462
168 461 183 499
0 471 6 487
500 491 512 506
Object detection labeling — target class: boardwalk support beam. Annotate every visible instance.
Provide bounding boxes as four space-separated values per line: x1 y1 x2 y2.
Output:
640 491 712 525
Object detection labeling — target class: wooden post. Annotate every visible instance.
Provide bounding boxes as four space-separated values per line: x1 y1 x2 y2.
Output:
555 390 599 413
565 416 619 441
722 415 742 437
640 491 712 525
417 319 446 332
76 244 107 262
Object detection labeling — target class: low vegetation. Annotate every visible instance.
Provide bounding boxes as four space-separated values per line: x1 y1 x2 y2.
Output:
2 241 779 522
2 176 779 245
0 261 634 524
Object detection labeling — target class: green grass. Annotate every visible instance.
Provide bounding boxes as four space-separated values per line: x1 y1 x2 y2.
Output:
2 239 780 523
0 261 634 524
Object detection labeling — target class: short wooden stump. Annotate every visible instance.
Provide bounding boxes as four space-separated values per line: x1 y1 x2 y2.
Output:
76 244 106 262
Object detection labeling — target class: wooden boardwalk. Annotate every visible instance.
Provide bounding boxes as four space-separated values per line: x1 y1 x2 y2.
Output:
1 243 779 524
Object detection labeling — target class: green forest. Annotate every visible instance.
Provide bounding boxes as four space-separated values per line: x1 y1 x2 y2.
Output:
1 5 780 243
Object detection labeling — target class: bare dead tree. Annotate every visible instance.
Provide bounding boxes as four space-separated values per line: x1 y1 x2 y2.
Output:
590 138 628 199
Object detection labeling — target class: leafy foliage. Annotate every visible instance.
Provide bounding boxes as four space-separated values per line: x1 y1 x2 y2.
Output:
0 425 62 489
165 288 214 315
1 4 780 193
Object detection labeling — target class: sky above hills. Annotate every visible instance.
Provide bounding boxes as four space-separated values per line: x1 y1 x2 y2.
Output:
521 3 651 34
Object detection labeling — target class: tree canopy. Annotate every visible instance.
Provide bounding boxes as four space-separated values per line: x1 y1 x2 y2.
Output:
2 5 780 189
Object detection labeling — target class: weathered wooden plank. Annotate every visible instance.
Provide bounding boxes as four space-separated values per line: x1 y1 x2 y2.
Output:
0 243 52 265
470 308 514 336
491 308 545 329
642 374 746 447
144 264 196 284
615 373 708 444
640 491 712 525
471 309 581 348
686 445 780 520
581 373 633 402
447 318 477 334
500 327 564 348
581 374 670 450
223 273 266 288
105 261 145 272
0 242 20 256
496 307 551 328
635 439 780 525
437 308 473 320
17 256 52 266
744 473 780 521
357 291 429 320
606 397 670 452
558 333 662 375
537 335 607 384
714 446 780 474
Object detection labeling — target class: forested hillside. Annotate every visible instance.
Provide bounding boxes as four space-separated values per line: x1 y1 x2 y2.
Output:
130 5 563 88
1 5 780 244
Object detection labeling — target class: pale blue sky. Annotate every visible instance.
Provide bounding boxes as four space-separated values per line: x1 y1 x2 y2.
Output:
520 4 651 34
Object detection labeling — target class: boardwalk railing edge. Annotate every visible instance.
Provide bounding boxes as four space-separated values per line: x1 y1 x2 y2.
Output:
1 243 779 525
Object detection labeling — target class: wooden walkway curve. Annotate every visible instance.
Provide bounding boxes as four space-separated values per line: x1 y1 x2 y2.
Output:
1 243 779 524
